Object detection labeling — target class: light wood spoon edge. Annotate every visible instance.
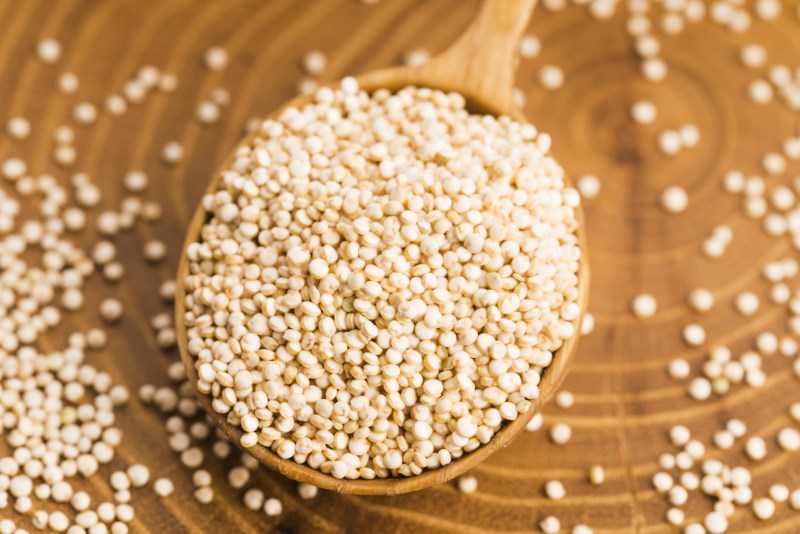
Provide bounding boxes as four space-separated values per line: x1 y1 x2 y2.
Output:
175 0 590 496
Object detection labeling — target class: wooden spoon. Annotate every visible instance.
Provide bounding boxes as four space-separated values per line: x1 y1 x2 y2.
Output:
176 0 589 496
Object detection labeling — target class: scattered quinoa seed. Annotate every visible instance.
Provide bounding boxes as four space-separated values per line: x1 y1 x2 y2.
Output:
631 101 657 124
519 35 540 59
539 65 564 89
37 38 61 63
203 46 229 70
550 423 572 445
458 475 478 494
589 465 605 485
632 293 657 318
576 174 601 199
161 141 184 164
661 186 688 213
302 50 327 76
297 483 318 500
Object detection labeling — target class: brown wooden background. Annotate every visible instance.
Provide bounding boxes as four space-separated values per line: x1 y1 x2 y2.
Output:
3 0 800 532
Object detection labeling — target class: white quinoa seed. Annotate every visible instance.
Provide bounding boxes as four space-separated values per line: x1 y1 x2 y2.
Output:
631 101 657 124
296 78 319 96
203 46 229 70
242 488 264 511
682 324 706 346
658 130 683 155
73 103 98 125
6 117 30 140
124 79 147 103
740 44 767 68
402 48 431 67
661 186 688 213
777 427 800 452
735 291 760 316
154 478 174 497
54 145 77 167
581 312 595 336
545 479 566 499
538 65 564 89
714 430 735 449
297 483 318 499
58 72 79 93
762 152 787 176
668 358 691 380
642 58 667 81
555 390 574 409
550 423 572 445
301 50 326 76
634 35 660 58
519 35 541 59
679 124 700 147
194 486 214 504
576 174 601 199
791 489 800 510
723 170 745 193
37 38 61 63
228 466 250 489
669 485 688 506
196 101 221 124
689 377 712 400
589 465 605 485
727 419 747 438
264 497 283 516
2 157 27 180
661 13 684 34
769 483 790 503
127 465 150 487
539 516 561 534
666 507 684 526
122 171 148 193
790 402 800 422
103 95 128 117
748 80 773 104
632 293 657 318
144 240 167 262
755 0 781 20
159 73 179 92
526 412 544 432
670 425 691 447
99 298 124 323
687 288 714 313
192 469 212 487
458 475 478 494
653 472 673 493
746 436 767 461
161 141 184 164
753 497 776 519
704 512 728 534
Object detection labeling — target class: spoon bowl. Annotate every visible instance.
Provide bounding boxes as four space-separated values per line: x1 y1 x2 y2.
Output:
176 0 589 495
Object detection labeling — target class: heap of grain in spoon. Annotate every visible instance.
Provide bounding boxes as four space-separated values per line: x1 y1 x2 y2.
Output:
181 79 582 479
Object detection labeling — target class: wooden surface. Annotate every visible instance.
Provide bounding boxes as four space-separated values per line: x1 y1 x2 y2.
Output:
3 0 800 532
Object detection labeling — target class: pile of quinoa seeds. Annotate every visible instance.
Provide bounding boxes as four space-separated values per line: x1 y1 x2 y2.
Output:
0 29 283 532
183 80 583 479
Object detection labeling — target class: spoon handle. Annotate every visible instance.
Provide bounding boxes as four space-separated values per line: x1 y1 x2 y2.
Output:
417 0 537 116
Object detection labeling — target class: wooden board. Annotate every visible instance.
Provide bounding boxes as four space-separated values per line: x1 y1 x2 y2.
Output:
2 0 800 532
